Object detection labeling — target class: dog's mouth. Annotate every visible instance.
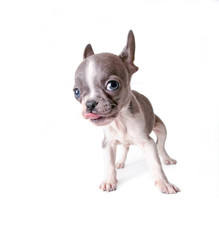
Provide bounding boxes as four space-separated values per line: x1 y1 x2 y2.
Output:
84 112 116 126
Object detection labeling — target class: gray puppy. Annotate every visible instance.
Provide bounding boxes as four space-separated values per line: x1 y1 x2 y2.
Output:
73 30 180 194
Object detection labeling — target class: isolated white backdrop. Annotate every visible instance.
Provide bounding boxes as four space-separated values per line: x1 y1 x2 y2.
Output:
0 0 219 240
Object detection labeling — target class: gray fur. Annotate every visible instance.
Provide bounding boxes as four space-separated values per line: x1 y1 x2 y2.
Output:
73 30 180 193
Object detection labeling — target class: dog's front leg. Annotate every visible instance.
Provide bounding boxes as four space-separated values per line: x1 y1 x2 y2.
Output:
140 137 180 194
99 141 117 192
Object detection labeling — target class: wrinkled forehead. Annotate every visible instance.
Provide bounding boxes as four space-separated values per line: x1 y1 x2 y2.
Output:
75 53 128 84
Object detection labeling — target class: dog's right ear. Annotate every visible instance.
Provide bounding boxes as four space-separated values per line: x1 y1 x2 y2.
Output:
83 44 94 59
119 30 138 75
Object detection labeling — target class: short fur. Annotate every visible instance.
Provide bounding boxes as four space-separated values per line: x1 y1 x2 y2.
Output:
73 30 180 193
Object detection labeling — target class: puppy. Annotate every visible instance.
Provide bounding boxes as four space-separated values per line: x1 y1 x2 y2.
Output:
73 30 180 194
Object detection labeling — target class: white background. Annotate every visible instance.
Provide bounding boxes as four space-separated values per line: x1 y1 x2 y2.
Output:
0 0 219 239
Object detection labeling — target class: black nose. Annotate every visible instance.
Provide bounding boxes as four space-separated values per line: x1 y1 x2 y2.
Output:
86 100 98 111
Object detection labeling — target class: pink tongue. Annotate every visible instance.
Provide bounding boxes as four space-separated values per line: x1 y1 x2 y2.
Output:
85 113 101 120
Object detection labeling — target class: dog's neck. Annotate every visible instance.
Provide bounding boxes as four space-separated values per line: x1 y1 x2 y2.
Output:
102 92 140 142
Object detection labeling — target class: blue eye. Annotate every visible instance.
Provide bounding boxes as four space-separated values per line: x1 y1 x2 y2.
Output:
106 81 119 91
74 88 80 98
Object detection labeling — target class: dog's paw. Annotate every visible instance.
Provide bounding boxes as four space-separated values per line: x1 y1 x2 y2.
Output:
99 180 117 192
155 180 180 194
116 162 125 169
163 158 177 165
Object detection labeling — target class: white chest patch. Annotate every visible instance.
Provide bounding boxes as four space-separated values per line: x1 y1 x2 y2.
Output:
85 59 97 100
103 107 146 146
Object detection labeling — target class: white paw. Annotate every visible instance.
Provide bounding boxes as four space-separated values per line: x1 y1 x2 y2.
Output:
155 179 180 194
163 158 177 165
99 179 118 192
116 162 125 169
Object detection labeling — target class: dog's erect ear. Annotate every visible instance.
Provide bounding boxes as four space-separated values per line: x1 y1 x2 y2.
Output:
119 30 138 75
83 44 94 59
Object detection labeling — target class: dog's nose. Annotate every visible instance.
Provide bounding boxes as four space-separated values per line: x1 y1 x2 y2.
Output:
86 100 98 111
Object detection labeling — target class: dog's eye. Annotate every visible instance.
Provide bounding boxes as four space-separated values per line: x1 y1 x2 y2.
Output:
74 88 80 98
106 81 119 91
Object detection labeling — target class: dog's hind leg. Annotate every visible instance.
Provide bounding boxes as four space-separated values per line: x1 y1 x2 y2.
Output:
153 115 177 165
116 145 129 169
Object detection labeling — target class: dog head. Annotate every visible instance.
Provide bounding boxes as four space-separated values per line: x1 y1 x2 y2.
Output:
73 30 138 126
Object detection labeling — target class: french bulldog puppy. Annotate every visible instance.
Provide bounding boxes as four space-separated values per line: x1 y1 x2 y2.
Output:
73 30 180 194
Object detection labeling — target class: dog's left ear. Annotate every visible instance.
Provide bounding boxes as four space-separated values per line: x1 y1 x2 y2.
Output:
119 30 138 75
83 44 94 59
